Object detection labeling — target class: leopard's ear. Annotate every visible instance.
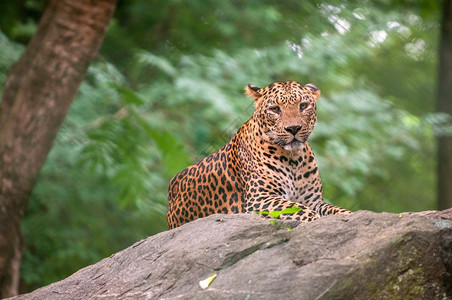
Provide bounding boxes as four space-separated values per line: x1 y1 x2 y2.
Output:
244 84 263 108
305 83 321 100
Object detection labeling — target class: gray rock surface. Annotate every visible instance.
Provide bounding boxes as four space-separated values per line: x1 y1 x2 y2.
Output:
10 209 452 299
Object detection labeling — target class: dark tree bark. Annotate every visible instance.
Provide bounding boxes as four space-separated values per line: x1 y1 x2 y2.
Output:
0 0 117 297
437 0 452 210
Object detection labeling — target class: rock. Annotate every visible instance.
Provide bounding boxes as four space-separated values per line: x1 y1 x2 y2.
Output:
10 209 452 300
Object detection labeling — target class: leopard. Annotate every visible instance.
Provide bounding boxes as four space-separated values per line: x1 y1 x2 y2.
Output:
167 81 350 229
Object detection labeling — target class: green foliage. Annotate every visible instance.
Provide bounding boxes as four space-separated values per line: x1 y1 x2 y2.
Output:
0 0 443 292
0 31 24 82
314 89 438 211
79 79 191 206
0 0 41 44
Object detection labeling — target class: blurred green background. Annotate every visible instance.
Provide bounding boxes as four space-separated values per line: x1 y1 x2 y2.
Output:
0 0 444 292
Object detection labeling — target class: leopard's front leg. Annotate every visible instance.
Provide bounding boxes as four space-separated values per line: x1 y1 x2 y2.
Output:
244 183 320 222
312 202 351 216
296 163 351 217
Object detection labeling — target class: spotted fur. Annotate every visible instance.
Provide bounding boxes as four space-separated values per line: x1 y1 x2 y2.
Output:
167 81 350 229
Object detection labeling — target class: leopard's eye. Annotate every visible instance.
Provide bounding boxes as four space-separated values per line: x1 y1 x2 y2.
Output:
268 106 281 114
300 103 308 111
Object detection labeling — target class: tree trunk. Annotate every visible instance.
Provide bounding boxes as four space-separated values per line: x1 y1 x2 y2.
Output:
0 0 117 297
437 0 452 210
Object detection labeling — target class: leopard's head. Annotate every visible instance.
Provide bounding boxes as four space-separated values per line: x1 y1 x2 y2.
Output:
245 81 320 151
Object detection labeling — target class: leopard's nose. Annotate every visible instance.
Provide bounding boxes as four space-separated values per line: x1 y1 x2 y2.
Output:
285 125 302 135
